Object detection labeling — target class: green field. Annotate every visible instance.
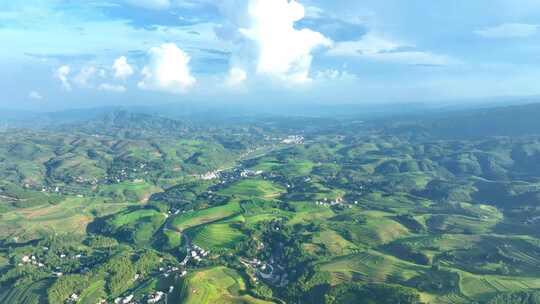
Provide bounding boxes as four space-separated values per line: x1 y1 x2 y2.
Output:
192 219 246 250
288 201 336 224
179 267 274 304
218 179 285 198
459 272 540 301
309 229 359 256
5 107 540 303
0 279 50 304
0 196 133 241
109 209 163 228
320 251 425 285
170 202 242 232
331 211 411 246
78 280 107 304
98 180 161 203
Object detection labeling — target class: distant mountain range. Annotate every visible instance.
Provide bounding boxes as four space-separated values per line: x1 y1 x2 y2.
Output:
2 96 540 133
382 102 540 139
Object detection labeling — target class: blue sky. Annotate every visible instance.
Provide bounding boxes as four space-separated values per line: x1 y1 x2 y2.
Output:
1 0 540 110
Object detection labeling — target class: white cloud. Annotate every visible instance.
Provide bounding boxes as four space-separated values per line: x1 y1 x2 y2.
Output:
304 5 325 19
315 69 358 81
73 66 97 87
328 33 455 66
226 67 247 87
221 0 331 84
28 91 43 100
54 65 71 91
138 43 196 93
113 56 134 80
99 83 127 93
474 23 539 38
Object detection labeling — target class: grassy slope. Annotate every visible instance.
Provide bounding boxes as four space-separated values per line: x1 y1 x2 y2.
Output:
218 179 285 198
170 202 242 232
97 180 162 203
179 267 274 304
191 215 246 250
0 196 134 241
0 279 50 304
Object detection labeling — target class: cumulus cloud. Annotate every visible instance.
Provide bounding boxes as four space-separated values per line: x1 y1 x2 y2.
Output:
29 91 43 100
226 67 247 87
220 0 331 84
138 43 196 93
475 23 539 38
73 66 97 87
113 56 134 80
99 83 127 93
328 33 455 66
54 65 71 90
55 64 131 92
112 56 134 80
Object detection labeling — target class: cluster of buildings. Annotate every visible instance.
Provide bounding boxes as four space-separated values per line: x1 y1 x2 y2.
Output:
159 264 187 278
201 168 264 183
314 197 359 208
107 163 149 184
241 258 289 287
66 293 80 303
118 285 174 304
180 244 209 266
315 197 344 207
40 185 62 193
18 255 44 268
114 294 134 304
281 135 304 145
73 176 99 185
200 170 220 180
17 250 87 279
165 208 186 218
146 291 166 303
240 169 264 178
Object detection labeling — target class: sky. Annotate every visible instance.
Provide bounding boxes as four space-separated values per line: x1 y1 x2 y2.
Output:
1 0 540 110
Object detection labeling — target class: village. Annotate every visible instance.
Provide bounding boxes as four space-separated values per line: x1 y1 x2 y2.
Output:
240 257 289 288
15 242 214 304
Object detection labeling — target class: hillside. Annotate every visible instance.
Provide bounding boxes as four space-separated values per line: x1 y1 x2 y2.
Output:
2 107 540 303
385 103 540 139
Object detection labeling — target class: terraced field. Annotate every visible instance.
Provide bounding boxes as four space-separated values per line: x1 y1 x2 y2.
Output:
0 279 50 304
97 180 161 203
218 179 285 198
459 272 540 301
78 280 106 304
309 229 359 256
0 196 131 241
109 209 163 229
320 251 426 284
332 212 411 246
5 108 540 304
170 201 242 232
191 216 247 250
179 267 275 304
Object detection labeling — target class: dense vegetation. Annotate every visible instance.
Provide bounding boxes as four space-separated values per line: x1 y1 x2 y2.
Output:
3 105 540 303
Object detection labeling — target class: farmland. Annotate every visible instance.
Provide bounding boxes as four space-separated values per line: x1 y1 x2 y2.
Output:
3 107 540 303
